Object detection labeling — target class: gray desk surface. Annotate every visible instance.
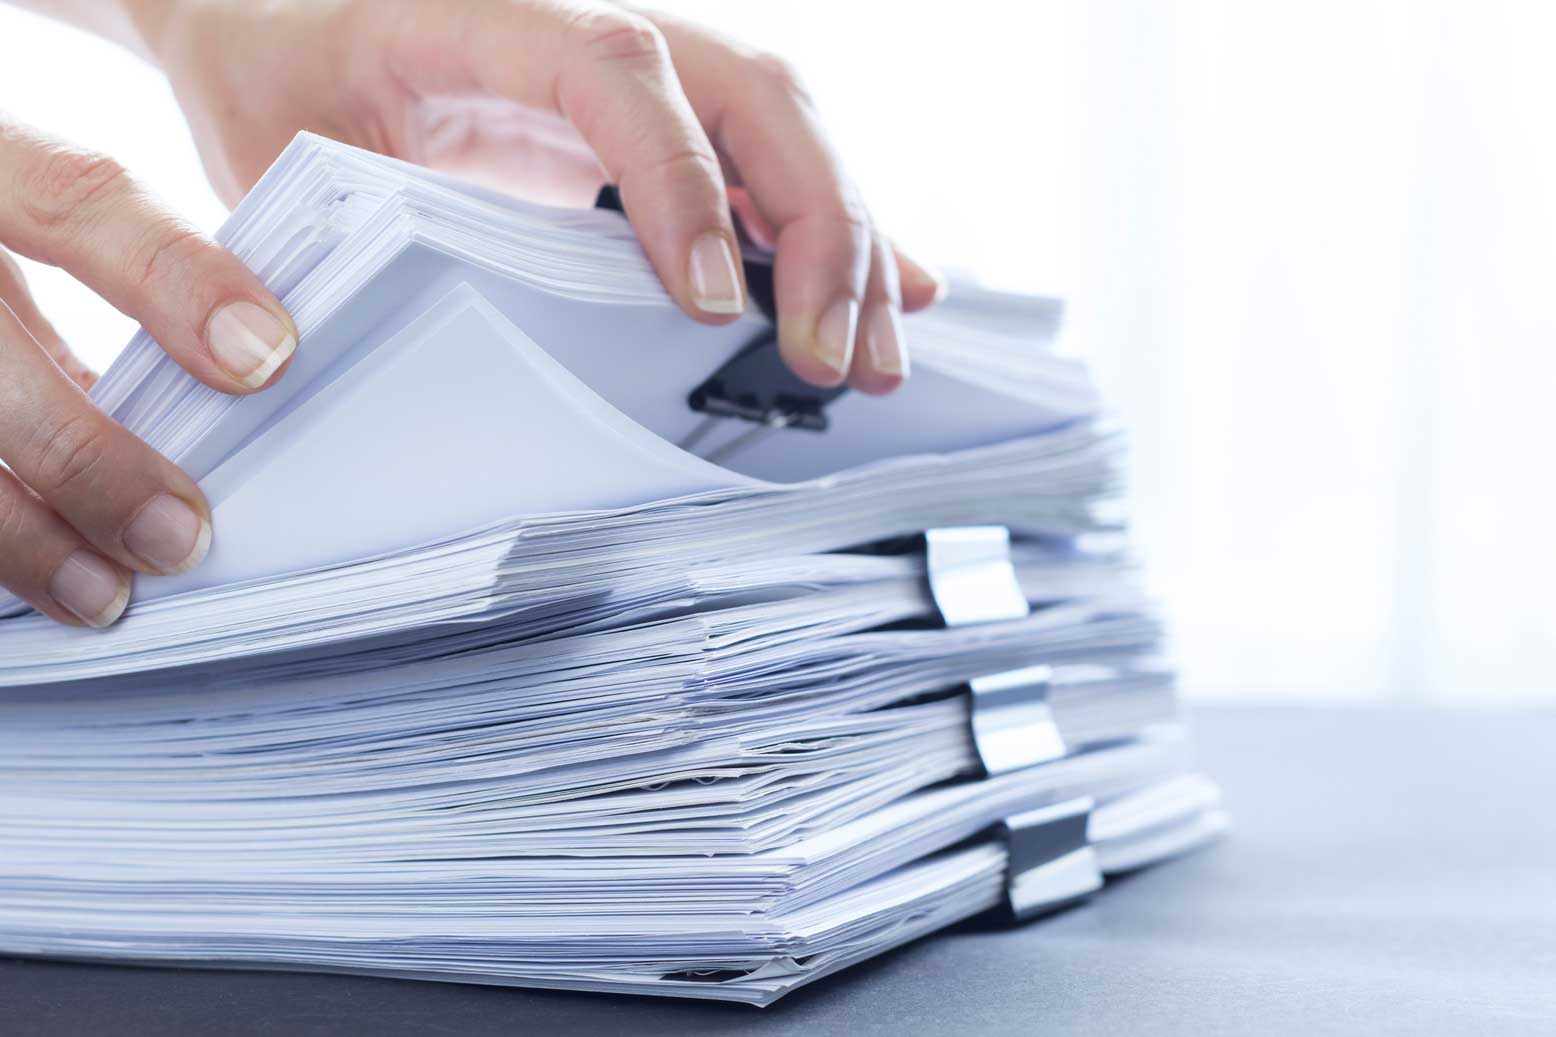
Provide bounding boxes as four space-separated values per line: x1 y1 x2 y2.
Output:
4 705 1554 1035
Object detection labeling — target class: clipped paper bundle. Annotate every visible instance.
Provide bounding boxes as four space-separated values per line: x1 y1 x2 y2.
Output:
0 136 1225 1005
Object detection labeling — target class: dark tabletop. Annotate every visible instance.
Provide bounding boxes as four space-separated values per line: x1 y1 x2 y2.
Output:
4 705 1554 1036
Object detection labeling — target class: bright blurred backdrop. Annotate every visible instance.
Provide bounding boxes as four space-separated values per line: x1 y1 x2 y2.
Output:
1 1 1552 707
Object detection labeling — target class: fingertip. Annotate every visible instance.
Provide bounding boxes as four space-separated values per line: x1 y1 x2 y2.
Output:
779 296 858 388
899 275 944 313
851 302 909 395
204 299 298 394
86 574 132 629
48 549 131 629
851 371 906 396
123 493 212 578
686 231 747 320
780 340 850 388
896 251 947 313
680 303 745 328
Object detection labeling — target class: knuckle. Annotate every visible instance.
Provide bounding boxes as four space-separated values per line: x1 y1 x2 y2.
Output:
641 147 723 186
830 197 873 243
122 217 205 292
750 52 812 103
0 484 28 550
19 146 129 231
29 413 111 499
568 9 668 66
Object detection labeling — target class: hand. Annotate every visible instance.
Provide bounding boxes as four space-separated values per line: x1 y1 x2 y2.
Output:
0 116 298 627
138 0 944 393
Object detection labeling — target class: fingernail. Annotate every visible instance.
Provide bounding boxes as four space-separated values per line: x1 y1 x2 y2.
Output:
814 298 860 381
49 550 129 628
688 232 744 315
207 301 296 389
124 494 211 575
929 272 950 305
865 303 909 380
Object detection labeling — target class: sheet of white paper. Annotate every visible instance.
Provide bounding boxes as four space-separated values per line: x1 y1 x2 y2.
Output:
147 285 749 598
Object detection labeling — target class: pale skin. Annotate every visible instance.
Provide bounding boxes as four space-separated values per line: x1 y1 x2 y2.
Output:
0 0 945 629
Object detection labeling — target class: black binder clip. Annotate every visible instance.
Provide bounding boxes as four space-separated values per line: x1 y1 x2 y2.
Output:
594 184 846 463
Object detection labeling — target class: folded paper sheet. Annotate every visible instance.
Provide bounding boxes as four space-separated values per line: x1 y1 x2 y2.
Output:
0 135 1223 1005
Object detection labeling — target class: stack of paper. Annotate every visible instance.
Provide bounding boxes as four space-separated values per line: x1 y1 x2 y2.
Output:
0 135 1224 1005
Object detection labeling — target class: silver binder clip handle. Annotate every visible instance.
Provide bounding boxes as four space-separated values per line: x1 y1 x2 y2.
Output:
969 664 1066 775
1002 796 1102 921
925 528 1067 772
925 526 1030 627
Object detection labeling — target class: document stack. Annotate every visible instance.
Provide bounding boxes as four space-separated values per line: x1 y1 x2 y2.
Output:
0 135 1225 1005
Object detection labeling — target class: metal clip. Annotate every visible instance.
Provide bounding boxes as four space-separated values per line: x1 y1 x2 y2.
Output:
921 526 1070 766
595 183 852 465
924 526 1030 628
969 664 1067 775
681 330 848 464
1001 796 1102 920
921 528 1098 919
923 526 1066 772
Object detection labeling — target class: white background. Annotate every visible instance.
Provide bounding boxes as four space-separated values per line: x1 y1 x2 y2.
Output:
1 1 1552 707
